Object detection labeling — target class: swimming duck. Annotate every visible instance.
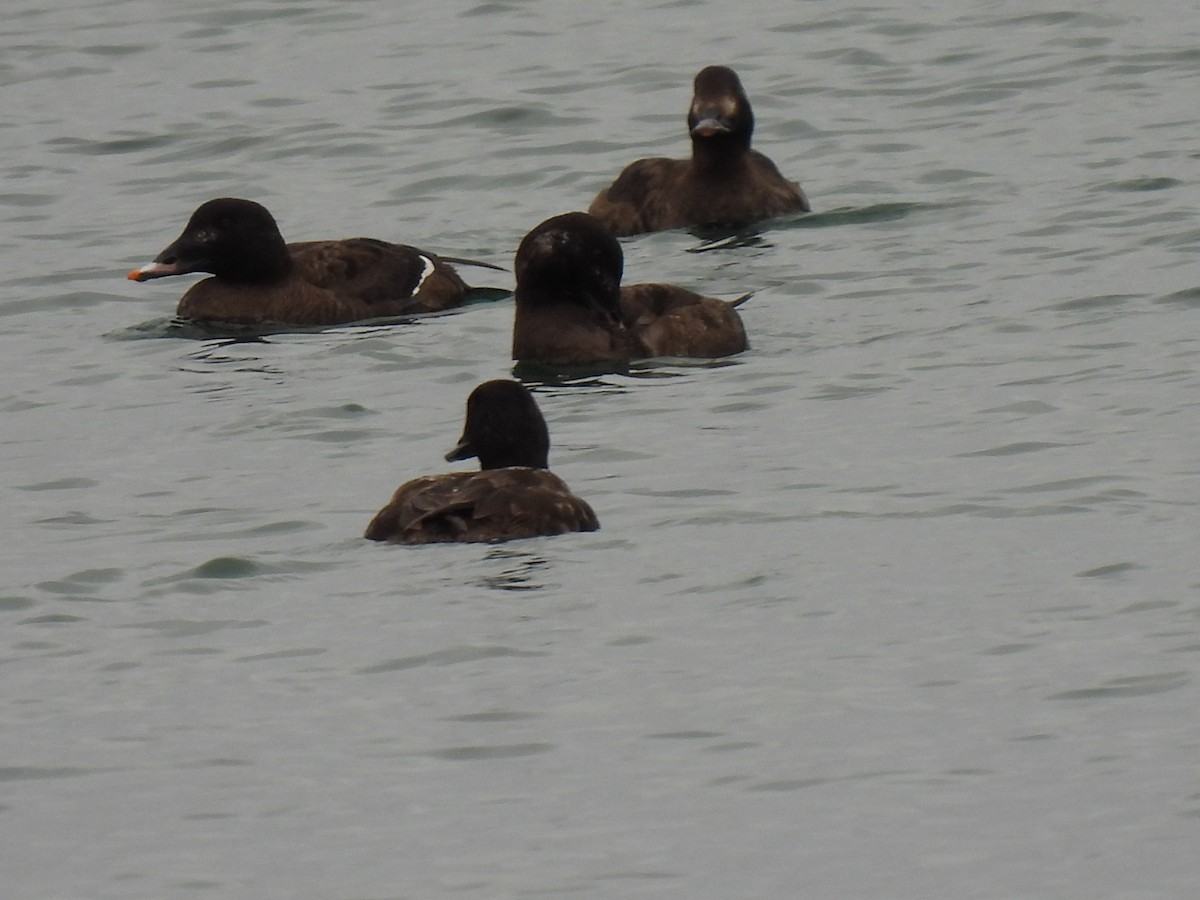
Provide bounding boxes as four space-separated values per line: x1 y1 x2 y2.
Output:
588 66 809 236
128 198 488 326
512 211 749 366
364 379 599 544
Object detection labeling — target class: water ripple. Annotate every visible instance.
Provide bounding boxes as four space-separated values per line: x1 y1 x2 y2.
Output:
1049 672 1190 701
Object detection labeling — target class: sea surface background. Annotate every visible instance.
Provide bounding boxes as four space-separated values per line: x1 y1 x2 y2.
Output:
3 1 1199 898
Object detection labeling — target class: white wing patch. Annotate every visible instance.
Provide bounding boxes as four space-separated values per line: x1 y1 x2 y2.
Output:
412 255 435 295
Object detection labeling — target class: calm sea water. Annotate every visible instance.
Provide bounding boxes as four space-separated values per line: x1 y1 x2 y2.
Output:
3 1 1199 898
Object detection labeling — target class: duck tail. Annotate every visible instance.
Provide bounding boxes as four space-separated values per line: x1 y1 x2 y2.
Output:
440 256 508 273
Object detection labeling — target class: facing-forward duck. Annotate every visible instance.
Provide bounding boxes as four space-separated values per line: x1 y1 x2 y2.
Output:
588 66 809 236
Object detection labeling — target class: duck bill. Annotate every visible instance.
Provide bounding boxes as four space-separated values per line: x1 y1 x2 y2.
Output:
690 117 732 139
445 436 476 462
126 260 182 282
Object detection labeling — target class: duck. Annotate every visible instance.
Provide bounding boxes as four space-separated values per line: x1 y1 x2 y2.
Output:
127 198 494 326
364 379 599 544
511 211 749 366
588 65 810 236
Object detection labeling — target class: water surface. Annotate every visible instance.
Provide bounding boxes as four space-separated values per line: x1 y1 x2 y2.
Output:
3 1 1199 898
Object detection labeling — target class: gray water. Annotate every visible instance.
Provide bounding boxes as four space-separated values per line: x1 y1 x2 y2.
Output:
3 1 1199 897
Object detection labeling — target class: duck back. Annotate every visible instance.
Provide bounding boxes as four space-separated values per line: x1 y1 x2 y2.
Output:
365 468 599 544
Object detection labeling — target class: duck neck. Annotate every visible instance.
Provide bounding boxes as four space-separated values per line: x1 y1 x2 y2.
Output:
222 234 293 283
690 135 749 175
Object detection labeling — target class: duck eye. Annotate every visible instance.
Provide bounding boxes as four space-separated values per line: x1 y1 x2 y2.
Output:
193 228 214 243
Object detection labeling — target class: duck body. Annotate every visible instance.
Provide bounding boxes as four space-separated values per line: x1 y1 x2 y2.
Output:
619 282 748 359
589 151 808 237
365 467 598 544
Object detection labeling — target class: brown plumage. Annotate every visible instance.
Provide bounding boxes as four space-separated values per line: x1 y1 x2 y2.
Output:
511 212 748 366
588 66 809 236
127 198 484 326
364 380 598 545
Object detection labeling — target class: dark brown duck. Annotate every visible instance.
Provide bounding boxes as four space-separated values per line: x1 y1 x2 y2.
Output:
588 66 809 236
364 380 599 544
128 198 485 326
511 211 749 366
